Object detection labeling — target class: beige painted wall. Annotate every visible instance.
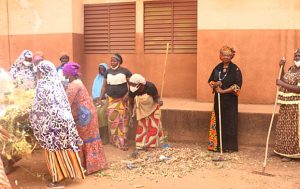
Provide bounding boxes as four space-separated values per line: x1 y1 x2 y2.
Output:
72 0 84 34
0 1 9 35
84 0 136 4
0 0 84 35
198 0 300 29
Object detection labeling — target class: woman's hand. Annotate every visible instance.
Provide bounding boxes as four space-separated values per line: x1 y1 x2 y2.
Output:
158 100 163 106
213 81 222 88
215 87 224 94
279 58 286 67
209 81 222 88
276 79 285 86
94 98 104 106
123 93 129 102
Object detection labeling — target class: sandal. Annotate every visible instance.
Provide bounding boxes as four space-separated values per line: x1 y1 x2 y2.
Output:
46 182 65 189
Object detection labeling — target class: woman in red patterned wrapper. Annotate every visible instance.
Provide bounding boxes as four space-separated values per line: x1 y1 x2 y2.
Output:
63 62 108 174
128 74 164 156
208 46 243 152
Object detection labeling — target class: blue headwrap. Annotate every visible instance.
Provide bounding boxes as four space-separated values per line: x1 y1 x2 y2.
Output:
92 63 108 99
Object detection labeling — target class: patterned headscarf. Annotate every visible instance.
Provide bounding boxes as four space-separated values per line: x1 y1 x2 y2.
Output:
30 60 82 151
295 49 300 54
220 46 236 59
13 50 33 65
62 61 80 77
9 50 36 89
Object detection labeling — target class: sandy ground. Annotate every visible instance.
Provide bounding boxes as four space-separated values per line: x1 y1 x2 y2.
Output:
7 143 300 189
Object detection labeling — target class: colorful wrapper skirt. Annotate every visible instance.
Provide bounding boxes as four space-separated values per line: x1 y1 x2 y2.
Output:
136 107 164 149
107 97 129 150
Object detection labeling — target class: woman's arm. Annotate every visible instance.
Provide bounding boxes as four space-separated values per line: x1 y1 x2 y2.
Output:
276 79 300 93
65 82 80 105
99 79 107 101
215 87 233 94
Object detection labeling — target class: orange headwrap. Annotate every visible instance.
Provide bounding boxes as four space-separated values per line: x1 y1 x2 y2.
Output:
220 46 236 59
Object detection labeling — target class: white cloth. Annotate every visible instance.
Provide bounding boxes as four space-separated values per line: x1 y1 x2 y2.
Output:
129 74 146 85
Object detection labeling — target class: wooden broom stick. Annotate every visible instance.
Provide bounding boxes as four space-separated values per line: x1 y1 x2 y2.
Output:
262 58 284 173
160 43 169 98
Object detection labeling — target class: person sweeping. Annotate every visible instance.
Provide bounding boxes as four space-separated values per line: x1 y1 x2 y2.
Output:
128 74 164 157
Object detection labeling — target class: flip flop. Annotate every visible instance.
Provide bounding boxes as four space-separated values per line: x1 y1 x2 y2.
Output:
47 182 65 189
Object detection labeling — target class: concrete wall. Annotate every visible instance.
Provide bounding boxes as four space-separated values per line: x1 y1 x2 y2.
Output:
197 0 300 104
1 0 300 104
162 109 277 147
0 0 83 70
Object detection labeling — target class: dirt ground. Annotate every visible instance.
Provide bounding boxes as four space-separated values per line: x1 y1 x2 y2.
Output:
7 143 300 189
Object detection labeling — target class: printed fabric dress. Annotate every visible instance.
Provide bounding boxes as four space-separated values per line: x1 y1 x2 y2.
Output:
275 65 300 158
30 61 85 182
207 62 242 152
66 79 108 174
129 81 164 149
134 94 164 149
104 66 132 150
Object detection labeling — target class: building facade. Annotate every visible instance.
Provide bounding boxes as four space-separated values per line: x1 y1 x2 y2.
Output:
0 0 299 104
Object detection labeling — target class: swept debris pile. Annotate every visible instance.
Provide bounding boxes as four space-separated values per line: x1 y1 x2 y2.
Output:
97 144 243 181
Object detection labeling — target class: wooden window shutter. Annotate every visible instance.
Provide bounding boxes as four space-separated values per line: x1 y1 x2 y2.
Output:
144 0 197 54
84 3 136 54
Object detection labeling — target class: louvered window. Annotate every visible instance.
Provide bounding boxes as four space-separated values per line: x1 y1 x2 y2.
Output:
144 0 197 53
84 3 136 54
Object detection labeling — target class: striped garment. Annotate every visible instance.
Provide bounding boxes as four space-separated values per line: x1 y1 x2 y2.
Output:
45 150 85 182
0 158 11 189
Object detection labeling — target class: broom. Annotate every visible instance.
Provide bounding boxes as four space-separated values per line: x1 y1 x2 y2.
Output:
212 92 225 161
252 57 285 176
160 43 169 98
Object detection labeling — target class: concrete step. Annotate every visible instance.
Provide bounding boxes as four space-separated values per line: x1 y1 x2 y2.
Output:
160 98 279 147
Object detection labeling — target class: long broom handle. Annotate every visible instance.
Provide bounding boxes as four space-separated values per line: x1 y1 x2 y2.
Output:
262 63 284 171
218 92 223 156
160 43 169 98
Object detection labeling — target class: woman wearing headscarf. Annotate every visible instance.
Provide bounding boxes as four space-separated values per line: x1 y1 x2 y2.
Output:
92 63 109 100
30 60 85 188
208 46 243 152
128 74 164 154
98 53 132 151
275 49 300 161
92 63 109 144
9 50 36 90
62 62 108 174
57 54 70 83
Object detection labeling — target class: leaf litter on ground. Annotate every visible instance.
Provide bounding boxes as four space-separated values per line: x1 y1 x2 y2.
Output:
96 143 244 181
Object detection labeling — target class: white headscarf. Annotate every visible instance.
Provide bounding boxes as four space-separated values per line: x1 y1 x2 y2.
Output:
129 74 146 85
